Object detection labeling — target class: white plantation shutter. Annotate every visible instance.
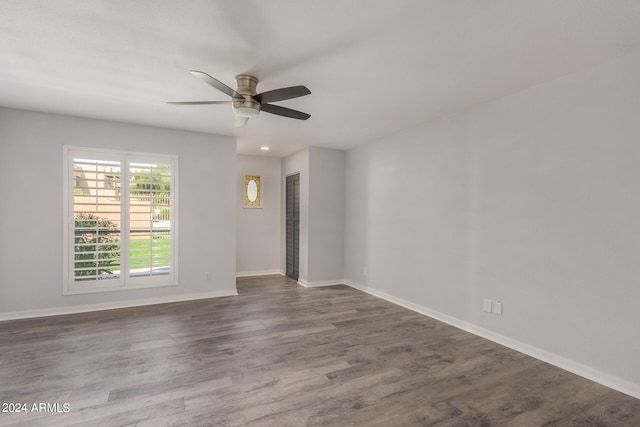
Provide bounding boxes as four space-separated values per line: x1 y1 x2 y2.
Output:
64 147 177 294
128 158 174 281
72 156 122 283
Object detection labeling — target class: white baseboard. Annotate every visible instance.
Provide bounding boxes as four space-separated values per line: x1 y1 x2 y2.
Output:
343 279 640 400
298 279 345 288
0 289 238 322
236 270 283 278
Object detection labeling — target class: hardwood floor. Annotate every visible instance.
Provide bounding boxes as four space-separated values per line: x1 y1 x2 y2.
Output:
1 275 639 426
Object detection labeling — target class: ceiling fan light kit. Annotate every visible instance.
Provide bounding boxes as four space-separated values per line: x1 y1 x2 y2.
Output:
167 70 311 126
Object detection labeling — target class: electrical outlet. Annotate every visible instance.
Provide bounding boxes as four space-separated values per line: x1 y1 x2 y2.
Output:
494 301 503 315
483 299 492 313
204 272 211 280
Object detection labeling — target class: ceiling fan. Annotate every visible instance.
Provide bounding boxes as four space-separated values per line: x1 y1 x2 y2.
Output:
168 70 311 127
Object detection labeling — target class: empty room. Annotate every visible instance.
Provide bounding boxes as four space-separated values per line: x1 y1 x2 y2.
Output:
1 1 640 426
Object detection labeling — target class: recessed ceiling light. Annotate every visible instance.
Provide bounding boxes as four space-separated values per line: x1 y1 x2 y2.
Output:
260 146 270 151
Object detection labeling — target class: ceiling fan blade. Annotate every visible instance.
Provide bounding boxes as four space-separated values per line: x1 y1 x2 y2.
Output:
190 70 242 99
261 104 311 120
167 101 231 105
254 86 311 104
234 116 250 127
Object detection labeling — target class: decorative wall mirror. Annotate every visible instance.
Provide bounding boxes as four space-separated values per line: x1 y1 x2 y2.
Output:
243 174 262 208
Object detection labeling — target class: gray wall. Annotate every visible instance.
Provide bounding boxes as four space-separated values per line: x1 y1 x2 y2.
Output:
0 108 237 314
344 51 640 392
281 147 345 285
307 147 345 284
236 155 281 275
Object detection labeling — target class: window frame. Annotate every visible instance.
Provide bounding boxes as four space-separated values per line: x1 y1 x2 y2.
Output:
63 146 178 295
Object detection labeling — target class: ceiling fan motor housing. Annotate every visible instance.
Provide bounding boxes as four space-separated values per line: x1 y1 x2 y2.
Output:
233 75 260 117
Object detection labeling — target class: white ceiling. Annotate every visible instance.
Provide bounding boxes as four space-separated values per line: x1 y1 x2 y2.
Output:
2 1 640 157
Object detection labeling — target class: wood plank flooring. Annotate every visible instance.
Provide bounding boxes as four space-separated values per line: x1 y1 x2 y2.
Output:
1 275 639 426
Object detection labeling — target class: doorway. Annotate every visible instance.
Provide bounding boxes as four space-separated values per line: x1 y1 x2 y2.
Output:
285 173 300 280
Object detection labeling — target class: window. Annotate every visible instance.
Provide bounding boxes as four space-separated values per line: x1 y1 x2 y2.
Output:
63 147 178 294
